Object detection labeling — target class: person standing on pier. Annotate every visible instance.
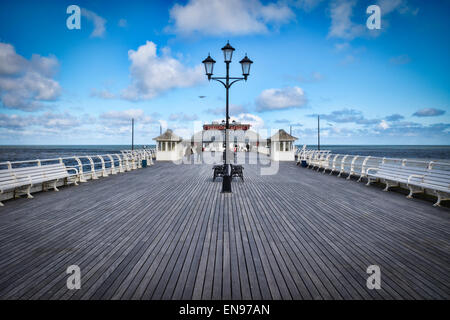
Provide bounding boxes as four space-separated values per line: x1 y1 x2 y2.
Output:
195 143 202 163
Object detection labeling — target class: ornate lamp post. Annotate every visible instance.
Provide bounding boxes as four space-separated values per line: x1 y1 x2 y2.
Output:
202 42 253 193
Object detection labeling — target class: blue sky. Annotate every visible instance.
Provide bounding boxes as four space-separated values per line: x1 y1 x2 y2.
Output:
0 0 449 145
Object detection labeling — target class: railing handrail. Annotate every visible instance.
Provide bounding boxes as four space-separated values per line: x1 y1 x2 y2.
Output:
0 148 156 169
298 149 450 168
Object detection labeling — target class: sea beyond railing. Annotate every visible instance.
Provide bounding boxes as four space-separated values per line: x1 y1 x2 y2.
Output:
1 145 449 163
0 149 156 206
296 145 450 161
0 145 157 163
296 148 450 206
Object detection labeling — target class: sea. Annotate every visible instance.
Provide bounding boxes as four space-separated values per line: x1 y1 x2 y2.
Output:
0 145 449 163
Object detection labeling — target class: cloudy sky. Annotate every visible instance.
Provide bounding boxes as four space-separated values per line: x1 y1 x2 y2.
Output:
0 0 449 145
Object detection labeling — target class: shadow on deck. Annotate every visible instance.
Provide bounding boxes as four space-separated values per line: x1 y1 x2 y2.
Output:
0 157 449 300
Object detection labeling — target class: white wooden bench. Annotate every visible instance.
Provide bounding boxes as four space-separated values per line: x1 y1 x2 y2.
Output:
307 151 330 169
366 163 449 206
366 163 423 191
0 163 78 206
407 168 450 206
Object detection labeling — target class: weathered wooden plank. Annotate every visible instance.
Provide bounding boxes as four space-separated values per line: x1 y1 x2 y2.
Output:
0 156 448 300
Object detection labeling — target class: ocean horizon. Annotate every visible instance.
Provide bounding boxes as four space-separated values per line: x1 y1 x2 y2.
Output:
1 144 450 163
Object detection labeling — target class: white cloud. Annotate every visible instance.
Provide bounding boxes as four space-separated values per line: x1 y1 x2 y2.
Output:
121 41 204 100
158 119 168 130
0 111 83 130
100 109 156 125
168 0 294 35
97 109 161 137
328 0 365 40
169 112 199 121
81 8 106 38
376 0 418 16
0 42 61 111
234 113 265 129
0 43 27 75
309 108 379 125
378 120 390 130
205 104 247 115
212 112 265 130
0 113 37 129
41 111 81 129
256 86 307 111
0 109 167 142
413 108 446 117
328 0 418 41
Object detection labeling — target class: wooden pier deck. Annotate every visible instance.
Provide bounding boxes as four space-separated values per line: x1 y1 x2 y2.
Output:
0 155 449 300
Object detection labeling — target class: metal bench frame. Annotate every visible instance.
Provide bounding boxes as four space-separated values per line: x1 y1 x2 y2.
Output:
299 148 450 207
0 163 79 206
213 164 244 182
0 148 156 206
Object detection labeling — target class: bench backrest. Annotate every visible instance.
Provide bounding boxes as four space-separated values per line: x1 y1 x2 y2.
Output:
0 170 22 190
0 168 38 190
423 168 450 190
377 163 428 181
1 163 69 184
377 163 450 190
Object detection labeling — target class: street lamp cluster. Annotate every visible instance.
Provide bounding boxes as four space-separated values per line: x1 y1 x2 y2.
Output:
202 42 253 193
202 43 253 81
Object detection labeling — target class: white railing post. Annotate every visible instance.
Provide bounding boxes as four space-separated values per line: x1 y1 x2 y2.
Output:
87 156 98 179
330 154 339 175
74 157 87 182
116 154 125 173
338 155 348 177
98 155 108 177
358 156 371 182
347 155 359 180
107 154 117 174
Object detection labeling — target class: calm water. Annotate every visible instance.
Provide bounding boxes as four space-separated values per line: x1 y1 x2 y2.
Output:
0 145 449 163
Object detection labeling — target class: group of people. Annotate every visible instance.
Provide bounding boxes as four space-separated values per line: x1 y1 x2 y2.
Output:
184 144 203 162
184 143 251 162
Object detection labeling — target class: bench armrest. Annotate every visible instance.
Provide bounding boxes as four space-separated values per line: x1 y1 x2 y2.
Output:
366 167 378 175
66 167 79 175
407 174 424 184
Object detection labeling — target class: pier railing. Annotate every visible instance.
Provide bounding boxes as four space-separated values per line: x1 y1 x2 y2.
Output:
297 149 450 179
296 148 450 180
0 149 156 180
0 148 156 205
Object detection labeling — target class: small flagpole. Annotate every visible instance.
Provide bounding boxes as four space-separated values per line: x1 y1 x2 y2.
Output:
131 118 134 151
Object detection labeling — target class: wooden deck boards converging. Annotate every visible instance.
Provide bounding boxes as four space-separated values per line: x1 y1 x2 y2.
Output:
0 154 449 300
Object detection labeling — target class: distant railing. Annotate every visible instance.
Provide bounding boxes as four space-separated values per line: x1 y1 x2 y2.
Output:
0 148 156 183
296 148 450 181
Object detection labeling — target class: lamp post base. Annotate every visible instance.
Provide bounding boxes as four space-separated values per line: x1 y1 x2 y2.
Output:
221 174 232 193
